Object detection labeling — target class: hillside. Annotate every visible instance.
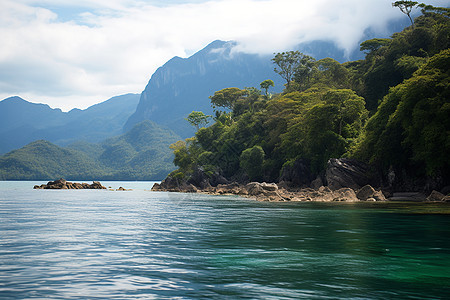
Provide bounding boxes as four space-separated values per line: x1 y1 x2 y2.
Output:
0 140 109 180
0 121 180 180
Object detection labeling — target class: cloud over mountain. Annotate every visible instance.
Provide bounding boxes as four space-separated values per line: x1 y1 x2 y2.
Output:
1 0 448 110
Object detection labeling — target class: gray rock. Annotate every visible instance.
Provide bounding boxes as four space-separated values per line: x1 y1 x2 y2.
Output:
325 158 375 190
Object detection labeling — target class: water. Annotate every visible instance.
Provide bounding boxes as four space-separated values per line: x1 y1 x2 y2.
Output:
1 181 450 299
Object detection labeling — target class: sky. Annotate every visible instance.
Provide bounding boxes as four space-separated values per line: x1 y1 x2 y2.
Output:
1 0 449 111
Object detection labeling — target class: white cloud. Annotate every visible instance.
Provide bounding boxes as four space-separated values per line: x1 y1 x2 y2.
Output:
1 0 448 110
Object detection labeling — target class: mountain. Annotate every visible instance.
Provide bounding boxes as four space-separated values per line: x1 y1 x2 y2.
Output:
0 94 140 154
124 40 284 137
96 120 180 180
0 120 180 180
0 140 109 180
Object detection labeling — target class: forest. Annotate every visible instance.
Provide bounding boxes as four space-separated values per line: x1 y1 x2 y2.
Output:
167 5 450 192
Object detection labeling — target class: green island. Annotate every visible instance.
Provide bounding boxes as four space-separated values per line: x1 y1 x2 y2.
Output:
154 6 450 202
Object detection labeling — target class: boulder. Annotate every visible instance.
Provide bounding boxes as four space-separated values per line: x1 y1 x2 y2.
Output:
325 158 376 190
427 190 445 202
356 185 376 201
332 188 359 202
246 182 265 196
373 190 387 201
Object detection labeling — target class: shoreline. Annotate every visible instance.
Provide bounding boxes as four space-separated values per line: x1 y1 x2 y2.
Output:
151 181 450 203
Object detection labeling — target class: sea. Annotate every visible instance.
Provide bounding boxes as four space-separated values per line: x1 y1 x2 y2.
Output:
1 181 450 299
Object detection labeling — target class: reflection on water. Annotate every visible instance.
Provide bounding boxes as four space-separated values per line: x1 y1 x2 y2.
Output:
1 182 449 299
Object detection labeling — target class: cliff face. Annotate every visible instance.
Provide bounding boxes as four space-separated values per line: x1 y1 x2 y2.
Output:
124 40 283 137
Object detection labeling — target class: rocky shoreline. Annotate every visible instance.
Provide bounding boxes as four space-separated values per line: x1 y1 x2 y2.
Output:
34 179 106 190
152 158 450 203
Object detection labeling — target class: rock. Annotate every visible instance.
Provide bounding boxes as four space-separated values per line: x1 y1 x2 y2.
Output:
390 192 427 201
427 190 445 202
260 182 278 191
91 181 106 189
356 185 376 201
33 179 106 190
311 176 323 190
117 187 131 191
325 158 376 190
279 158 314 187
319 186 332 193
373 190 387 201
151 183 161 191
246 182 265 196
332 188 359 202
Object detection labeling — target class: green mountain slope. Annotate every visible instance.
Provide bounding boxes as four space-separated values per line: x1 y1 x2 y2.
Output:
0 140 110 180
98 121 180 180
0 121 180 181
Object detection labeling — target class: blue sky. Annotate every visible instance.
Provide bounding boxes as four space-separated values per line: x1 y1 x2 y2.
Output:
1 0 449 110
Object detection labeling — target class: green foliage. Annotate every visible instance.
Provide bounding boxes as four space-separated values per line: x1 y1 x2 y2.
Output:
360 38 392 54
351 49 450 175
209 87 247 113
353 11 450 110
240 146 265 181
0 140 110 180
185 111 211 130
393 1 419 27
272 51 315 89
260 79 274 97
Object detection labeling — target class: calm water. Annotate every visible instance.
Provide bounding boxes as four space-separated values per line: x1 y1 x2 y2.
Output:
1 181 450 299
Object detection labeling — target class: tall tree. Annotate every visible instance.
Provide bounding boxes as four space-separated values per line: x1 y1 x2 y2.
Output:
272 51 314 89
209 87 246 112
393 1 419 27
260 79 274 97
185 111 210 131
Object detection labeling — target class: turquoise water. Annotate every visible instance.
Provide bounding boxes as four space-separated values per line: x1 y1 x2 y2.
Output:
1 181 450 299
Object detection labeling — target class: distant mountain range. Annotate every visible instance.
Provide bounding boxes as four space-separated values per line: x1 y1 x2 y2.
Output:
0 94 140 154
0 121 179 180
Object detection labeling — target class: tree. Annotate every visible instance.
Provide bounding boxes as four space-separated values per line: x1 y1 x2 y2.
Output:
209 87 246 112
240 145 265 181
360 38 392 54
272 51 314 89
185 111 210 131
393 1 419 27
418 4 450 17
260 79 274 97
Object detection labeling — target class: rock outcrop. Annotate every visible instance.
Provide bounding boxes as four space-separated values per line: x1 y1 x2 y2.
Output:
279 159 314 187
325 158 378 190
34 179 106 190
